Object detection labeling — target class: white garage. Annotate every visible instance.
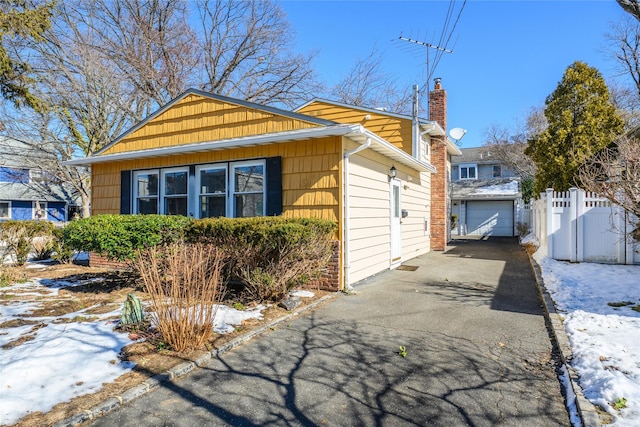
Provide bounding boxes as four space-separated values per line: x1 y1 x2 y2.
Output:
466 200 514 237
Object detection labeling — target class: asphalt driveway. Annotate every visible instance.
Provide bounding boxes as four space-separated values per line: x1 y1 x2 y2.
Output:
88 237 570 426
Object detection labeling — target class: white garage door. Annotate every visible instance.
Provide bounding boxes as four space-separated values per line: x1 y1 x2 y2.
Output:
466 200 514 237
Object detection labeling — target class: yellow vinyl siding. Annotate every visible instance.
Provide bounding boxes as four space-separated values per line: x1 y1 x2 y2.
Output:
91 137 342 223
297 101 413 155
102 94 321 155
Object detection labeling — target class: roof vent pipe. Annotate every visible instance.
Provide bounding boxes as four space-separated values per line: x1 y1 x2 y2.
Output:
412 84 419 160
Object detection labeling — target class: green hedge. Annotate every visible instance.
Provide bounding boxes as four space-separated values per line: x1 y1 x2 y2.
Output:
63 215 192 261
62 214 337 301
186 216 337 247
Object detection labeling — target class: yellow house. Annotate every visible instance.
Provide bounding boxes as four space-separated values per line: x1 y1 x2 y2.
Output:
66 88 456 290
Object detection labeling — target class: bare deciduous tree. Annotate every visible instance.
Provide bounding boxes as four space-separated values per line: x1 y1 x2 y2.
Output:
1 0 321 216
607 16 640 96
329 47 421 115
578 135 640 239
605 16 640 130
1 0 195 217
196 0 321 108
483 107 545 179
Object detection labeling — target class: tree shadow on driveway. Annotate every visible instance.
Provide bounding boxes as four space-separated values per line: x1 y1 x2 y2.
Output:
90 308 569 427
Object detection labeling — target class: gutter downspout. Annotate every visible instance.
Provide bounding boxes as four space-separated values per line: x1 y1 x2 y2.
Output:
343 137 372 291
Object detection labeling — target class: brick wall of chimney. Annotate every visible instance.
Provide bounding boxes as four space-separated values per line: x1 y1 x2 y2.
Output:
429 80 448 251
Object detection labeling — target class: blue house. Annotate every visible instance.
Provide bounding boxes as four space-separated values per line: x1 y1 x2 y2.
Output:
0 137 78 222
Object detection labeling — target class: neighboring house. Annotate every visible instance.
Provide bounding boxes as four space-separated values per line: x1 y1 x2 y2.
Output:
450 147 523 237
0 137 78 223
66 81 458 290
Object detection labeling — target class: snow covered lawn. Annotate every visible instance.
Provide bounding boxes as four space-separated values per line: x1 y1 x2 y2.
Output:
0 268 273 426
533 249 640 427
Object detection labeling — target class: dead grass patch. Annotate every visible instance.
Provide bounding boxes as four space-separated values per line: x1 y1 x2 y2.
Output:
4 262 333 427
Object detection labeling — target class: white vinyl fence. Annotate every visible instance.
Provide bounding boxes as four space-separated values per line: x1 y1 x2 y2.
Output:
530 188 640 264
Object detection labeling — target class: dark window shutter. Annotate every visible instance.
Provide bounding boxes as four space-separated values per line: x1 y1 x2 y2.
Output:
120 170 131 214
265 157 282 216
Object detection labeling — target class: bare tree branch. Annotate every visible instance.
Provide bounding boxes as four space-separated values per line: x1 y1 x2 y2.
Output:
617 0 640 21
196 0 321 108
579 134 640 239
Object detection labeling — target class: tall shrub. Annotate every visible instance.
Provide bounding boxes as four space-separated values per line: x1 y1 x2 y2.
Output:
188 217 337 301
135 242 225 352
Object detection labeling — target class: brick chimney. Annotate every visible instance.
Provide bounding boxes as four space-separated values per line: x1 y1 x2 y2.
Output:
429 77 449 251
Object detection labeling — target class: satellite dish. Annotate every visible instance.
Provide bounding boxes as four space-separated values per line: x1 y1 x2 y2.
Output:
449 128 467 142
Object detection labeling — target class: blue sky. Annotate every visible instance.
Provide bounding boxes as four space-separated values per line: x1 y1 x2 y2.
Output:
280 0 629 148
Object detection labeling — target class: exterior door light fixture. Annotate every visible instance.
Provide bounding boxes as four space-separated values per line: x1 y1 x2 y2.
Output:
389 165 397 180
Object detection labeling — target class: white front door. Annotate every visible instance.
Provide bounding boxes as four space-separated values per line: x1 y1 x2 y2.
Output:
390 179 402 268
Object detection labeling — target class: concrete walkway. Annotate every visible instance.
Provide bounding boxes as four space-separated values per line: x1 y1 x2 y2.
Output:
87 237 570 426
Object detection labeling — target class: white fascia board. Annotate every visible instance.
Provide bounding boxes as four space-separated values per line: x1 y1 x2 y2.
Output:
64 122 437 174
64 124 362 166
421 122 445 137
347 126 437 174
446 138 463 156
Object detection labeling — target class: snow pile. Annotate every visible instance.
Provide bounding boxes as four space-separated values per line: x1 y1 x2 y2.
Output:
533 250 640 426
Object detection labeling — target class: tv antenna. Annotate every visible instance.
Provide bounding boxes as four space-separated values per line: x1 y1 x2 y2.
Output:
398 35 453 95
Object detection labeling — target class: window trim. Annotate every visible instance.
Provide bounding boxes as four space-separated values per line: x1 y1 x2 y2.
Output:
230 159 266 218
160 167 189 216
132 169 159 214
0 201 11 219
196 163 229 218
458 163 477 180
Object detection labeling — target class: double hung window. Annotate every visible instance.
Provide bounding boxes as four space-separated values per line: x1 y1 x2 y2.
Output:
232 162 264 218
198 165 227 218
459 164 477 180
134 170 159 214
162 168 188 216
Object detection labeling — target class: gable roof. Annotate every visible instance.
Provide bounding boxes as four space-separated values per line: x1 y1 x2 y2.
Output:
0 137 56 168
0 181 79 203
295 97 444 134
97 89 338 156
297 98 462 156
452 147 501 164
66 123 437 174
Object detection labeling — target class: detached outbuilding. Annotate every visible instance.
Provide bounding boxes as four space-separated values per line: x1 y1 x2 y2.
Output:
67 82 457 290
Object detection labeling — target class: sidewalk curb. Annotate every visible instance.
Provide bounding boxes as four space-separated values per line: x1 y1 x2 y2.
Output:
53 292 340 427
527 254 601 427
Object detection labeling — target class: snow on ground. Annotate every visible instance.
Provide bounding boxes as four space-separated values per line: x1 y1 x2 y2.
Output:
532 247 640 427
0 271 279 426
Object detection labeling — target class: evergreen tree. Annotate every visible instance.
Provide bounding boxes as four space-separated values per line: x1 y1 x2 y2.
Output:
0 1 53 111
526 61 625 195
